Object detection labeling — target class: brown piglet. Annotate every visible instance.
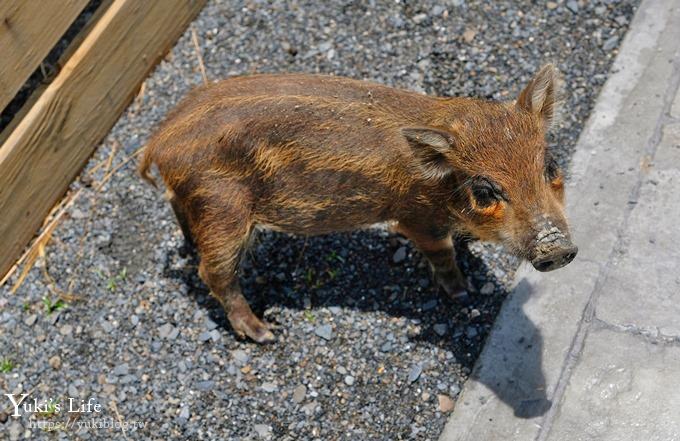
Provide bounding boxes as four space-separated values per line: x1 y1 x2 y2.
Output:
139 65 577 343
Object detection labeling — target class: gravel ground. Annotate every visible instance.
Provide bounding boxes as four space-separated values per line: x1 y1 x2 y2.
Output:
0 0 638 440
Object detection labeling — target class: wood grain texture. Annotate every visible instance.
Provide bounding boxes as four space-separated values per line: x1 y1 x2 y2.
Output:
0 0 206 279
0 0 89 112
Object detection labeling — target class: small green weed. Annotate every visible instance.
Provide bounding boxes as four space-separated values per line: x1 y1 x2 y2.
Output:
0 358 15 373
42 297 66 315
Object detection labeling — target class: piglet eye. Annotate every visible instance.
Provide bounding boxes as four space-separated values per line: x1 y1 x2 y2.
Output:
472 185 496 206
469 177 507 207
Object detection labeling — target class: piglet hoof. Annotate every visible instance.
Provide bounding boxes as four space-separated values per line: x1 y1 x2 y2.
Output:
250 328 276 344
436 275 471 305
228 312 276 344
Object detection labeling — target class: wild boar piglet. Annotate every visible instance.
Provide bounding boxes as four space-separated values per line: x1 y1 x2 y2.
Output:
139 64 577 343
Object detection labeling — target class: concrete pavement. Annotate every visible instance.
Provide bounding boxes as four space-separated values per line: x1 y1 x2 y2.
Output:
440 0 680 440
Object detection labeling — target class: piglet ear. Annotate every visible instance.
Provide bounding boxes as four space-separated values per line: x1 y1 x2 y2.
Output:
516 64 561 129
402 127 457 181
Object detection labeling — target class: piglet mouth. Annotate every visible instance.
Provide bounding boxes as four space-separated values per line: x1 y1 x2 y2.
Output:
530 227 578 272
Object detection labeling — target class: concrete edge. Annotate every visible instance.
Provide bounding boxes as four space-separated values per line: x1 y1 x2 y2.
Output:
439 0 677 439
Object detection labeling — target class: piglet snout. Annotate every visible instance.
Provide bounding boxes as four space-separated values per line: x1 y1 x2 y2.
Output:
531 228 578 272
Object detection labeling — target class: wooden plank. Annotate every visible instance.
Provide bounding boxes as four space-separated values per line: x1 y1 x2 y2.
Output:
0 0 114 149
0 0 206 280
0 0 90 112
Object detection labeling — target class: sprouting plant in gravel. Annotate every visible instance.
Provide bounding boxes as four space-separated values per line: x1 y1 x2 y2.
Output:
42 296 66 315
326 268 339 280
305 268 322 289
118 267 128 281
325 250 345 263
22 301 30 312
303 310 316 322
38 398 59 418
0 358 15 373
94 267 128 291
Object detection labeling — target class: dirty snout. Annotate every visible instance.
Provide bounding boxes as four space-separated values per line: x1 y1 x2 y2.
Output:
530 225 578 272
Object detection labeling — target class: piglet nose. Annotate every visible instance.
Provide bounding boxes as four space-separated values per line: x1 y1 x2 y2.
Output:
532 244 578 272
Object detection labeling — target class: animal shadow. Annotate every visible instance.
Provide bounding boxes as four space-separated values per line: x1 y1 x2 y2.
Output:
468 280 551 418
163 228 549 418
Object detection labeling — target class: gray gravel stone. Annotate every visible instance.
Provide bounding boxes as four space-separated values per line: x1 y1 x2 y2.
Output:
412 13 428 24
615 15 628 26
253 424 272 439
119 374 137 384
434 323 448 336
408 364 423 383
71 208 87 219
466 326 479 338
178 406 190 425
422 299 438 311
100 319 113 333
23 314 37 327
392 247 407 263
603 36 620 52
209 329 221 342
301 402 316 416
158 323 175 339
113 363 129 376
261 381 278 392
196 380 215 391
8 421 21 441
480 282 495 295
292 384 306 403
566 0 579 13
232 349 250 365
344 375 355 386
314 324 333 341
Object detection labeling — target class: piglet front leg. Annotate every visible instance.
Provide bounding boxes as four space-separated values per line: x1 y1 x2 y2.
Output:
393 222 470 302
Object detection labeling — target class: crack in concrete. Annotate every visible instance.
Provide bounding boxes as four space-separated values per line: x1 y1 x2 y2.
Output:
535 30 680 441
592 317 680 347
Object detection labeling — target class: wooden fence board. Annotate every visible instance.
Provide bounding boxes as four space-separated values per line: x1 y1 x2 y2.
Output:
0 0 90 112
0 0 206 280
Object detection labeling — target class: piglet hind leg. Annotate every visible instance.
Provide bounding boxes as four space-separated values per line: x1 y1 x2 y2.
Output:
201 263 275 344
166 189 195 257
187 185 275 344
